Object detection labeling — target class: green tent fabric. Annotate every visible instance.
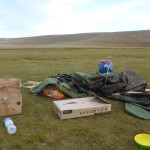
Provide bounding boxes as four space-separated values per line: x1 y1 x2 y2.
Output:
29 72 110 98
125 103 150 120
29 78 88 98
73 71 114 80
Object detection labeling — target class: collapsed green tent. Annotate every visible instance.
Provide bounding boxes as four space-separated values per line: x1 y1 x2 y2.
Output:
29 70 150 119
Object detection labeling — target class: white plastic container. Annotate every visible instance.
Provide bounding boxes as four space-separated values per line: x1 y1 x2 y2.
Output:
4 118 17 134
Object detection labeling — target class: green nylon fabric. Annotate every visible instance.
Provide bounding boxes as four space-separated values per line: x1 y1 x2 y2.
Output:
29 78 88 98
73 71 114 80
125 103 150 120
29 72 110 98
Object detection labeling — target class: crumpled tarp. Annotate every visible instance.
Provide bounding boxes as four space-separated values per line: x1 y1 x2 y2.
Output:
87 69 147 95
73 69 150 119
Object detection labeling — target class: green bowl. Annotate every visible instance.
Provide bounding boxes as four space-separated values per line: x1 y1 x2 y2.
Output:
134 134 150 150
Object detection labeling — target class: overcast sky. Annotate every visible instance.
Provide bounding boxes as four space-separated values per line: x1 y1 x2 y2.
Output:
0 0 150 38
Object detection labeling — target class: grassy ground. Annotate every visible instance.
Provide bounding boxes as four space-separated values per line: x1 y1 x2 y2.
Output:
0 48 150 150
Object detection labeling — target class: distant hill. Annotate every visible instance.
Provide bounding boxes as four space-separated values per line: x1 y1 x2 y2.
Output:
0 30 150 48
0 38 6 41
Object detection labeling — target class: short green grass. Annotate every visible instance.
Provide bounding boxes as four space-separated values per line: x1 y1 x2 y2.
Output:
0 48 150 150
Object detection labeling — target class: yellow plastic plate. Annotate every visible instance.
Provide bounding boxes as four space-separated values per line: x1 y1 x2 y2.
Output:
134 134 150 149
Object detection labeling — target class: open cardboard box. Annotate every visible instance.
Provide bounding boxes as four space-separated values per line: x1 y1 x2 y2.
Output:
53 96 111 119
0 78 22 116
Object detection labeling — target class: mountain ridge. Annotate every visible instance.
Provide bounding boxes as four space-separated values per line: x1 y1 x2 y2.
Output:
0 30 150 48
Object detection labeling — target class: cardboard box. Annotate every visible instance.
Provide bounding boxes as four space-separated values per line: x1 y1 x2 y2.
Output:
0 78 22 116
53 96 111 119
